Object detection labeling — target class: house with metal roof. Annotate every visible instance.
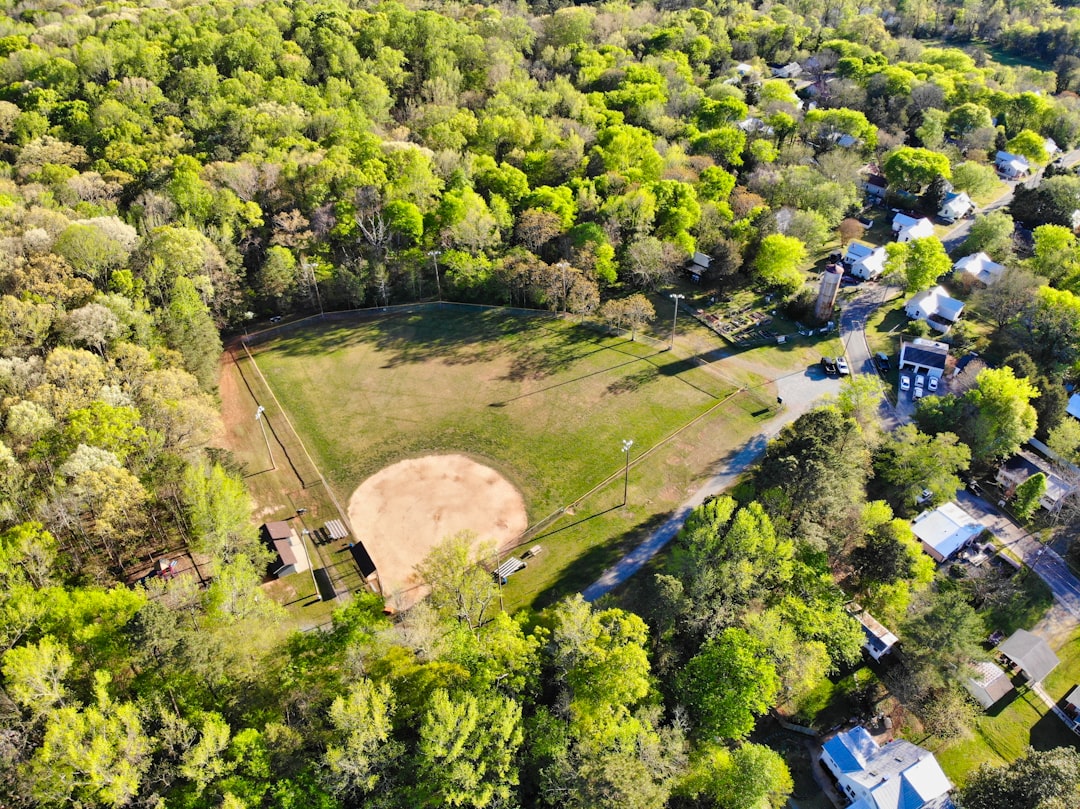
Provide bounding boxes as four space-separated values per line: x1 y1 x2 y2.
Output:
938 192 973 223
911 502 983 563
998 629 1059 684
954 252 1005 287
899 338 949 380
849 604 899 661
262 521 310 578
995 150 1031 179
821 726 954 809
892 213 935 242
964 660 1014 710
844 241 888 280
996 450 1076 513
904 287 964 332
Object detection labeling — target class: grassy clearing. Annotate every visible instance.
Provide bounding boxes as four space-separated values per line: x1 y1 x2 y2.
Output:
246 308 780 609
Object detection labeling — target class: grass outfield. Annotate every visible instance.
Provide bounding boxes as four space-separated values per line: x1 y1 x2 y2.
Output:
246 307 784 608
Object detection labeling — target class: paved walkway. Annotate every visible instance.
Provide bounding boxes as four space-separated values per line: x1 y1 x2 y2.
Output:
582 365 839 601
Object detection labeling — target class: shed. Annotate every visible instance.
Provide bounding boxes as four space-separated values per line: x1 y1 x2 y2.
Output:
964 660 1014 710
263 521 310 578
911 502 983 563
998 629 1059 683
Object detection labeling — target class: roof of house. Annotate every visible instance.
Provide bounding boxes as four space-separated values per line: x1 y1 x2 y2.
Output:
264 521 292 541
866 174 888 189
998 450 1075 503
964 660 1014 709
901 218 936 240
846 241 874 260
999 629 1059 683
273 535 300 567
1066 685 1080 710
954 252 1005 285
900 338 949 370
1067 392 1080 421
996 150 1031 168
691 251 712 268
852 606 899 656
892 212 924 230
825 729 953 809
907 287 964 322
940 192 972 215
911 502 983 560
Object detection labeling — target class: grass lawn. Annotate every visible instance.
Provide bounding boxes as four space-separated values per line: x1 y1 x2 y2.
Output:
864 302 908 362
244 307 781 610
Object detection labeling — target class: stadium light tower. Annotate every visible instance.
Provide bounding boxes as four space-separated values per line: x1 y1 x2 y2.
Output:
669 293 685 349
255 405 276 471
621 439 634 506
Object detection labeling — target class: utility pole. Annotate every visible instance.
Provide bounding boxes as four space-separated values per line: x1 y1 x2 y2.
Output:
621 439 633 506
669 293 685 349
255 405 276 471
427 250 443 301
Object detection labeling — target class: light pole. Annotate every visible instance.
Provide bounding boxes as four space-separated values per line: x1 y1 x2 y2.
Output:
300 255 324 317
427 250 443 301
669 293 685 349
621 439 633 506
255 405 276 471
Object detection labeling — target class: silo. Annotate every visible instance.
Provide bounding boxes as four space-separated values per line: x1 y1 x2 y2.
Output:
815 264 843 323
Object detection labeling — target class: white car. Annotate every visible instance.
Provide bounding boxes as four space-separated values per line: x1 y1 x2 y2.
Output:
915 374 926 389
836 356 850 375
900 375 911 391
927 376 939 392
913 385 925 399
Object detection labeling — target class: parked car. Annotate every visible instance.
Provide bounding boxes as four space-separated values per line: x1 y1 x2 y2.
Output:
927 376 939 392
874 352 890 372
913 386 925 399
821 357 838 375
915 374 926 389
916 488 933 506
900 375 911 391
967 479 984 496
836 356 850 375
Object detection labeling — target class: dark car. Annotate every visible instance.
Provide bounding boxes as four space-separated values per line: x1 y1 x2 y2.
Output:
821 357 838 375
874 352 890 372
966 479 984 497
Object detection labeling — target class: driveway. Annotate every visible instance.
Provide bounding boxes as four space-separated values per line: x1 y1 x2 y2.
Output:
957 489 1080 618
839 283 904 429
581 361 842 601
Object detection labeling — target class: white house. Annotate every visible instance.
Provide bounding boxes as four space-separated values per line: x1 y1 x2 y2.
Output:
1045 137 1060 158
996 150 1031 179
899 338 949 379
905 286 964 332
892 213 935 242
911 502 984 563
843 241 888 280
996 450 1076 513
938 191 973 223
688 251 711 282
1068 392 1080 421
954 252 1006 286
821 727 953 809
848 604 899 662
862 173 888 201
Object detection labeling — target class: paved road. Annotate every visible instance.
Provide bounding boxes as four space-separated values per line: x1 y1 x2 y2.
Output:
581 363 841 601
957 489 1080 618
839 282 904 429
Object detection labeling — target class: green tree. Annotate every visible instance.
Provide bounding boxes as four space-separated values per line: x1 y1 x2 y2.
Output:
1030 225 1080 285
964 367 1039 463
677 627 779 740
412 689 523 808
183 462 265 567
897 237 951 292
1006 129 1050 165
1023 286 1080 368
753 234 806 294
873 424 971 515
958 747 1080 809
324 678 402 799
676 742 793 809
1013 473 1047 520
882 146 951 191
972 267 1041 331
414 531 499 633
951 162 999 198
961 210 1015 262
162 276 223 391
946 103 993 136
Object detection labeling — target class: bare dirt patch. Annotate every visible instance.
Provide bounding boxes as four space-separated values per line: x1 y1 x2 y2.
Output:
348 454 528 608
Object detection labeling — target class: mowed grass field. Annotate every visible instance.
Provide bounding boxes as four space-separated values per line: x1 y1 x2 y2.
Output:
245 306 780 608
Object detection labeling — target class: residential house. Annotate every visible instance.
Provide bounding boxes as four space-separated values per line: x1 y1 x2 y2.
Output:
262 521 310 578
862 173 888 201
736 116 774 136
821 726 954 809
1045 137 1060 159
996 450 1076 512
848 604 899 662
998 629 1059 684
734 62 756 77
938 191 974 223
995 150 1031 179
771 62 802 79
892 213 935 242
898 338 949 380
1067 392 1080 422
911 502 983 563
904 286 964 332
954 252 1006 287
843 241 888 280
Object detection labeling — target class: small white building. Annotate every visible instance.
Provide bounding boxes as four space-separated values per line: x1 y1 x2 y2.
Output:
843 241 888 280
821 727 953 809
964 660 1014 710
849 604 899 662
996 450 1076 513
899 338 949 379
905 286 964 332
911 502 984 563
263 521 311 578
995 150 1031 179
688 251 711 282
892 213 935 242
734 62 756 77
862 174 888 201
954 252 1006 286
938 191 973 223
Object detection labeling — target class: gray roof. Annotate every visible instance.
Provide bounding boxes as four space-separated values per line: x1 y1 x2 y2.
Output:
998 629 1059 683
900 342 948 370
964 661 1013 709
264 521 292 540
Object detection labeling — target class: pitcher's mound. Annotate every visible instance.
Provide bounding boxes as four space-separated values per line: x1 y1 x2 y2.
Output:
348 454 527 608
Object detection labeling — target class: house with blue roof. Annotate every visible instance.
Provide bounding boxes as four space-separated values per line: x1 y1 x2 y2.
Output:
822 727 954 809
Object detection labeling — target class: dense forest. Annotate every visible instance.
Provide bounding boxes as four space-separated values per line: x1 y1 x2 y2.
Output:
3 0 1080 805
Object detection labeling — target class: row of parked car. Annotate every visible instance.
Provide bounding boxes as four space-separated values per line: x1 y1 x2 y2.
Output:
900 371 939 399
821 356 850 375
